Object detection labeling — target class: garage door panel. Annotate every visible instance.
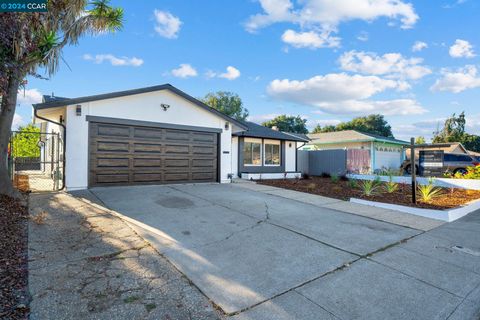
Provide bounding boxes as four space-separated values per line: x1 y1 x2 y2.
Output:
96 141 129 152
89 122 218 186
164 159 190 167
164 172 190 181
193 132 216 142
95 124 130 137
193 145 215 155
133 173 163 182
133 158 162 168
133 143 163 153
96 158 130 168
165 144 190 154
192 159 215 167
96 173 130 184
134 128 163 139
165 130 190 141
192 172 215 180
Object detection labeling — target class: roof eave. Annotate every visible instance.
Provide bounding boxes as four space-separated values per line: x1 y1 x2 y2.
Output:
32 84 248 130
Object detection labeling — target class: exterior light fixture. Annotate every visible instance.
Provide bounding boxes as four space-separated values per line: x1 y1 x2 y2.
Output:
161 103 170 111
75 105 82 116
225 122 230 130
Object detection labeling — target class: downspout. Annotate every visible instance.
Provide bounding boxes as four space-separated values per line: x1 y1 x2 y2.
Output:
34 107 66 191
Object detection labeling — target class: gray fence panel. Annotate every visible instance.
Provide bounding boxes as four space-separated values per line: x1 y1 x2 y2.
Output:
297 150 310 174
307 150 347 176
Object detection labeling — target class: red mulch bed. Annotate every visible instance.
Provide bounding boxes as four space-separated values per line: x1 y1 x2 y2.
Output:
258 177 480 210
0 195 29 319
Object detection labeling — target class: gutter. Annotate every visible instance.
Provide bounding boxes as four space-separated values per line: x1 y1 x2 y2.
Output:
33 108 66 191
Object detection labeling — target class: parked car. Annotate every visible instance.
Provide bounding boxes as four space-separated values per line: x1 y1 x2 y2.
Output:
401 153 479 175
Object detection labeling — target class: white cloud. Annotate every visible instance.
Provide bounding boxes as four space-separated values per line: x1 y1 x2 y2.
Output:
171 63 198 78
431 65 480 93
449 39 476 58
83 54 143 67
245 0 418 48
267 73 426 115
281 29 340 49
338 50 432 80
205 66 241 80
314 99 426 116
357 31 369 42
412 41 428 52
12 113 24 129
17 88 43 105
309 118 342 126
248 113 283 123
153 10 182 39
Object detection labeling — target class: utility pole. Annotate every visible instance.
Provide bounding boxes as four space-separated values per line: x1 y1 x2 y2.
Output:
410 137 416 204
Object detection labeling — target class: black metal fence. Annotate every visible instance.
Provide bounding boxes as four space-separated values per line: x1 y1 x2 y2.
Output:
8 131 64 192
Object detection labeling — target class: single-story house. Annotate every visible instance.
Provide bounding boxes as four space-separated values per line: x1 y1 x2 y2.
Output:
302 130 409 172
405 142 469 158
32 84 307 191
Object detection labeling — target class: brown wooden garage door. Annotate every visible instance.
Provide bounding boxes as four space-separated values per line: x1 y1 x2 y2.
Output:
88 121 218 187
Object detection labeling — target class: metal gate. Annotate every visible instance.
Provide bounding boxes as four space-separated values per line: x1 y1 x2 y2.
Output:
8 130 64 192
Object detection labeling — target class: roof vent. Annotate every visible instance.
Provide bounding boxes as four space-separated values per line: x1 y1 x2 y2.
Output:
271 126 279 131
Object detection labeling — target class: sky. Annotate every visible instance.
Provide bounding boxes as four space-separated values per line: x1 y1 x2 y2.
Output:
14 0 480 141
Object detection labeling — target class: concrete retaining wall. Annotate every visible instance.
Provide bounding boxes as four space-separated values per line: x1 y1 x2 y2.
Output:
348 174 480 190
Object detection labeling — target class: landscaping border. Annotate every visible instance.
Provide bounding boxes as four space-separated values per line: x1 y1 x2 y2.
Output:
350 197 480 222
348 174 480 190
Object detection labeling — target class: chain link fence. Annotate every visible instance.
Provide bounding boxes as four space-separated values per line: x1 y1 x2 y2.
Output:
8 130 64 192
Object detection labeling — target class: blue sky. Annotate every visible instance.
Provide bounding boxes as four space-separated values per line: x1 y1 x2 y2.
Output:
15 0 480 140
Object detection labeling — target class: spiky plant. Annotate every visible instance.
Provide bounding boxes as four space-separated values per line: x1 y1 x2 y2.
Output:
384 176 399 193
359 179 380 196
417 179 443 203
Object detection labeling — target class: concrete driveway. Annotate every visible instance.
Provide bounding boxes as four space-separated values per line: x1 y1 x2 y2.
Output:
90 182 480 319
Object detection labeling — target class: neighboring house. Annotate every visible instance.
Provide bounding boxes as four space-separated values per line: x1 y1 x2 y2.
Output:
32 84 306 191
303 130 409 172
405 142 469 158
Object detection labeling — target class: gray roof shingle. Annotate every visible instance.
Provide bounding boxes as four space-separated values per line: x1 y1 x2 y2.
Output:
233 121 309 142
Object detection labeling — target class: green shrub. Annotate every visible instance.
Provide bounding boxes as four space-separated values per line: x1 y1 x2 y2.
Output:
359 179 381 196
331 174 339 183
384 176 399 193
417 178 443 203
444 165 480 179
347 179 358 189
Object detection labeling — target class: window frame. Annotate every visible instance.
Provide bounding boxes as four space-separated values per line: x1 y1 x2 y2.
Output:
263 139 281 167
243 138 262 166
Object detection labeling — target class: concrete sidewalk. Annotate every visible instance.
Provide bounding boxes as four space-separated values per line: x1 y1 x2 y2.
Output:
28 192 222 320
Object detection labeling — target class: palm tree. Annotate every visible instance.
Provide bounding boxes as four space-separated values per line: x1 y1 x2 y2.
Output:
0 0 123 196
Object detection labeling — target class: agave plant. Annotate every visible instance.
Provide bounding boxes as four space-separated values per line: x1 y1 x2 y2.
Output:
417 178 443 203
384 176 399 193
359 179 380 196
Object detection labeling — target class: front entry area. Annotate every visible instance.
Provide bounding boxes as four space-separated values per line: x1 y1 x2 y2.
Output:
88 120 219 187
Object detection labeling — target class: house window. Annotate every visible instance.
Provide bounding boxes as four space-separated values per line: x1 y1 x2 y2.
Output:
264 142 280 166
243 141 262 166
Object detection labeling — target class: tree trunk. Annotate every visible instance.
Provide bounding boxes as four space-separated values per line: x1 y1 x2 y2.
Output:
0 70 22 197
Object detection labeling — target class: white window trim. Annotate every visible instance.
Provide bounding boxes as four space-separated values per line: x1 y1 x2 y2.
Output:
263 140 281 167
244 138 263 167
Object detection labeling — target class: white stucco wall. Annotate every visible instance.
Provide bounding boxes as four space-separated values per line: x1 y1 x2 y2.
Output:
231 136 238 177
285 140 296 172
64 90 233 190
